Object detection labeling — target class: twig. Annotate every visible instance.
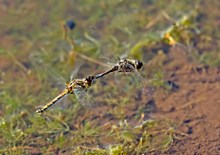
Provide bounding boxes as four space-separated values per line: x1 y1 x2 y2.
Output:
8 52 30 74
72 50 108 68
61 21 108 68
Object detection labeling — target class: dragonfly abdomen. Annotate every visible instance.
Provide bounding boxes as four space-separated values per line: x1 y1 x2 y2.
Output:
36 89 69 114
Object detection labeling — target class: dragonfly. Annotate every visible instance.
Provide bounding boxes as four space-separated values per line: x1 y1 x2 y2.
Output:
36 75 96 114
95 58 143 79
30 53 97 114
95 58 155 96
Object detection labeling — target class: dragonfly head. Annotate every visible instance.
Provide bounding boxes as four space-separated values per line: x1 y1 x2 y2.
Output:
135 60 143 70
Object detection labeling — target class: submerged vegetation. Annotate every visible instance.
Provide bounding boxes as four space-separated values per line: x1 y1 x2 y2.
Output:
0 0 219 154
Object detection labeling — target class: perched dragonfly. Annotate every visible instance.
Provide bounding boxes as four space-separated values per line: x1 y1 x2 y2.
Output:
36 75 96 114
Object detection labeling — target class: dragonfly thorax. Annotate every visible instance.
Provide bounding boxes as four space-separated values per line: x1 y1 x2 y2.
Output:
66 79 85 93
118 59 137 72
66 80 76 93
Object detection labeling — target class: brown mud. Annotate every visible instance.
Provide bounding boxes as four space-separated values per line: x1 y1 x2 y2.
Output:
151 48 220 154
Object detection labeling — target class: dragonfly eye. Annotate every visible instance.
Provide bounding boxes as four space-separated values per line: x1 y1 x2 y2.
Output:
136 60 143 70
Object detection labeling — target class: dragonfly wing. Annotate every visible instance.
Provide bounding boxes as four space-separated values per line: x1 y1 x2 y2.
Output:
30 52 66 87
120 52 128 60
70 63 82 81
73 87 93 107
100 56 117 68
131 68 156 96
119 63 156 97
122 63 144 82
